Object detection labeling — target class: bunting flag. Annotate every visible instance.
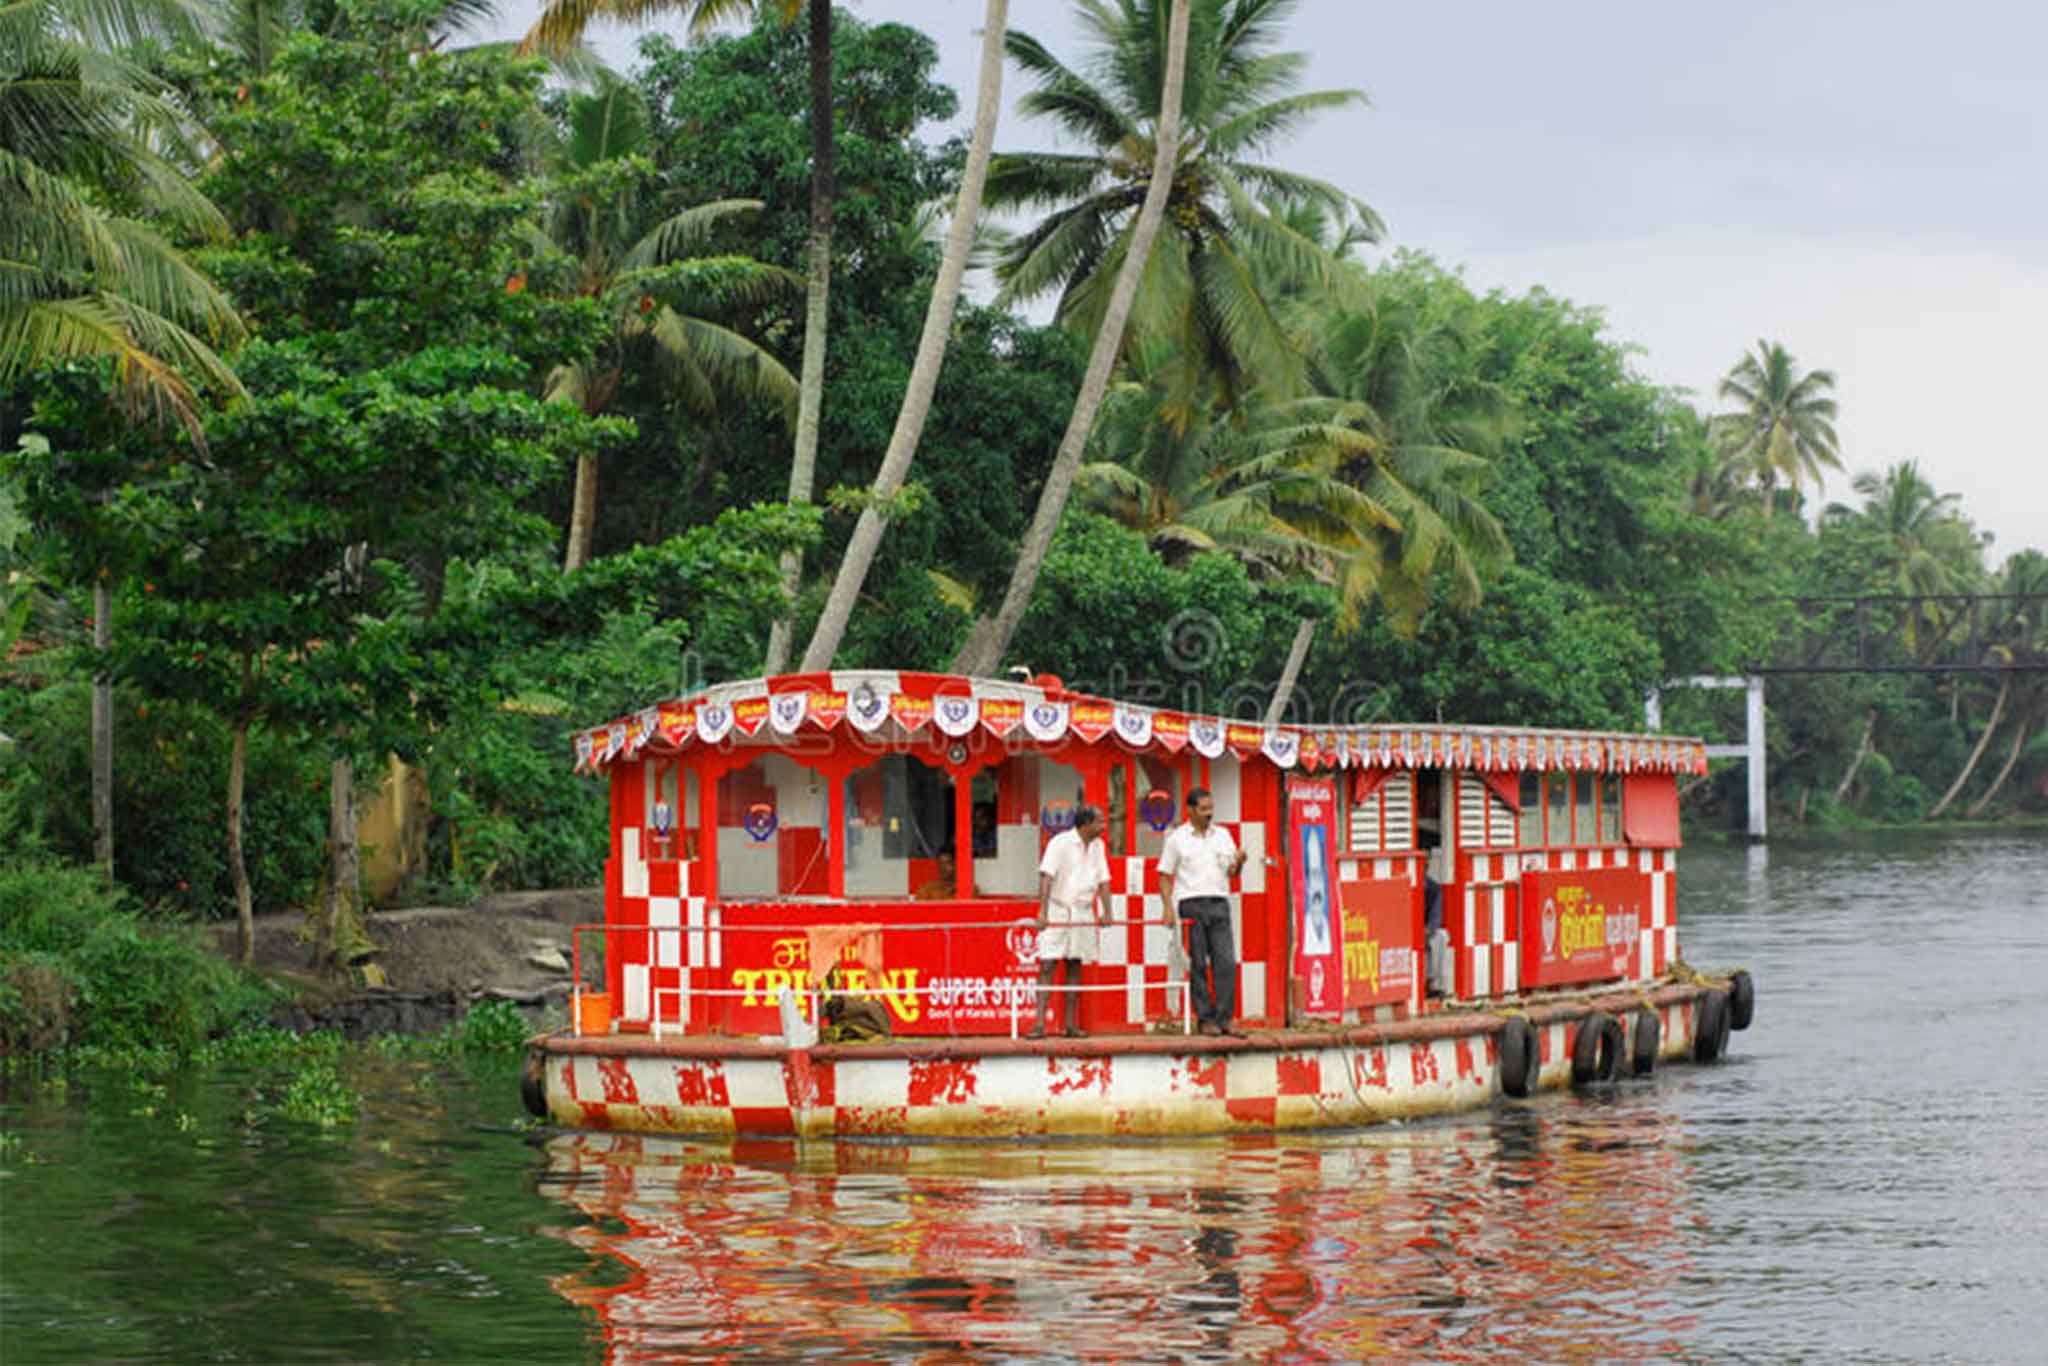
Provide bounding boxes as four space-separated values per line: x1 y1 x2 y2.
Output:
890 693 933 733
981 697 1023 738
932 693 979 737
572 672 1711 780
810 691 848 731
659 703 695 747
1262 728 1300 769
695 701 733 745
1023 699 1070 743
1111 704 1154 748
768 691 808 735
847 683 891 734
1070 701 1114 743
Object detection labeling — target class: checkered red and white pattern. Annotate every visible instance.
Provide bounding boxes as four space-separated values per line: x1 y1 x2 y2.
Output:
1447 847 1681 999
543 988 1711 1138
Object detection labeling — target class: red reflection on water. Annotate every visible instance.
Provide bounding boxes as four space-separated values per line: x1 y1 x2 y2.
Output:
543 1099 1701 1362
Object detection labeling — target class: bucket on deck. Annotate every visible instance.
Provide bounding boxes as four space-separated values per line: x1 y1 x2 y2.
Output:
576 991 612 1036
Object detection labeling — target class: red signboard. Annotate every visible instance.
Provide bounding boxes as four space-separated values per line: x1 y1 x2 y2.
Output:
1519 867 1645 987
713 902 1040 1035
1287 779 1342 1018
1336 873 1416 1008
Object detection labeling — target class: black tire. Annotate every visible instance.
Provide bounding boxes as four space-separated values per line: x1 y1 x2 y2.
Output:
1630 1009 1661 1076
1692 990 1730 1063
1499 1016 1538 1098
1728 969 1755 1031
1571 1012 1624 1086
520 1048 548 1119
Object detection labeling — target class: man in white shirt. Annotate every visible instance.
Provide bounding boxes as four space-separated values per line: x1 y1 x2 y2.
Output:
1031 804 1111 1039
1157 788 1247 1037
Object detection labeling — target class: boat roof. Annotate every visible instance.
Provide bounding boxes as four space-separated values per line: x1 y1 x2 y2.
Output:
573 671 1708 777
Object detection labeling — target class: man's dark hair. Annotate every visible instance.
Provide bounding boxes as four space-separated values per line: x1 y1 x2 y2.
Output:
1186 787 1212 809
1074 803 1103 829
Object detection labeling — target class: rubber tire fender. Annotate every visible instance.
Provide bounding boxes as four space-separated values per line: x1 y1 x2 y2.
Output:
520 1048 548 1119
1692 989 1731 1063
1571 1011 1625 1086
1630 1009 1661 1076
1499 1016 1539 1098
1727 969 1755 1031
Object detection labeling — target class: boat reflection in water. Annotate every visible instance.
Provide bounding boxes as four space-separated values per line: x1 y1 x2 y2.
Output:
540 1094 1701 1361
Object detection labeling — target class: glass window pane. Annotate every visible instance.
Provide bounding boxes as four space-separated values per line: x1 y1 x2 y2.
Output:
1518 772 1543 846
1547 774 1569 847
1599 775 1623 844
1573 774 1596 846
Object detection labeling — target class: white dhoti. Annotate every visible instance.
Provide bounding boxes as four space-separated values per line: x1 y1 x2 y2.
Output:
1037 899 1098 963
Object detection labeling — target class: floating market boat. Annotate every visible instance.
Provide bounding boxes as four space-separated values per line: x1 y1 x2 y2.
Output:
521 670 1753 1138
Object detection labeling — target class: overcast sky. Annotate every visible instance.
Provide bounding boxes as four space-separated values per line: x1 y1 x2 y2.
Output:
484 0 2047 560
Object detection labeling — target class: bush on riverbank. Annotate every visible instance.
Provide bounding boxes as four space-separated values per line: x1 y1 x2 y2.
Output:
0 781 273 1055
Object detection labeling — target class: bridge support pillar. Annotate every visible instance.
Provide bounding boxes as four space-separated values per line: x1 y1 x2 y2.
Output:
1644 674 1767 842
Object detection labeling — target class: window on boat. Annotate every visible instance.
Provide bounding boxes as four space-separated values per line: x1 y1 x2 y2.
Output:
1130 753 1183 859
843 752 954 897
1573 773 1597 845
716 752 829 898
1547 772 1571 847
1456 773 1517 847
1598 774 1623 844
966 753 1082 897
643 758 697 860
1344 770 1414 852
1518 772 1543 846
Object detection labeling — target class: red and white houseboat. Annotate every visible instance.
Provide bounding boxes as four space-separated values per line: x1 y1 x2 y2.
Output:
522 670 1754 1138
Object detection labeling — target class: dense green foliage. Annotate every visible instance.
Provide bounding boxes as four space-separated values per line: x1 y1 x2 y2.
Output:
1 0 2042 1052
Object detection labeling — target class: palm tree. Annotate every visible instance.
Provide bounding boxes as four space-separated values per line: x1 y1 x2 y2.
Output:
1 0 245 439
540 80 799 570
794 0 1011 671
522 0 833 669
950 0 1192 678
984 0 1377 428
1965 552 2048 817
1825 460 1985 661
1711 340 1841 513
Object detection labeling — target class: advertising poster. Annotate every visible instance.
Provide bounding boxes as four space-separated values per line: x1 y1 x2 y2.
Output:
1520 867 1643 987
1287 778 1342 1017
711 902 1042 1035
1336 875 1416 1009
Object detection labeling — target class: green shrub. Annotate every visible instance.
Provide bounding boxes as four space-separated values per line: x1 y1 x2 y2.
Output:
0 852 272 1055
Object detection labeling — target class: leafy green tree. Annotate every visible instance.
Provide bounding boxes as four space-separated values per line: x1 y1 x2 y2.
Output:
1 0 244 434
523 0 842 671
542 79 799 570
1713 339 1842 513
985 0 1374 422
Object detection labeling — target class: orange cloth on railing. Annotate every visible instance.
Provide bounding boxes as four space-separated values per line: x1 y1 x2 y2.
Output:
808 924 886 987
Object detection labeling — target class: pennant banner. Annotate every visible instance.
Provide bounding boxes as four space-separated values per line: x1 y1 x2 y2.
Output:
981 697 1023 738
932 693 979 737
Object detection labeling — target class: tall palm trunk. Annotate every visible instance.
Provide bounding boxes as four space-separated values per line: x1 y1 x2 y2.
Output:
1832 707 1877 803
563 451 599 571
1263 618 1317 725
762 0 836 674
950 0 1191 677
1965 701 2036 819
227 711 254 963
799 0 1009 672
318 754 367 971
1927 674 2009 819
91 577 112 874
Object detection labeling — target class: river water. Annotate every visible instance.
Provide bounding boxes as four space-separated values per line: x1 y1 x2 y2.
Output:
4 832 2045 1362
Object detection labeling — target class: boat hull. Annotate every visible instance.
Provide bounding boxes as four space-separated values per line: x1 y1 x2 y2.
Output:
533 983 1726 1139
